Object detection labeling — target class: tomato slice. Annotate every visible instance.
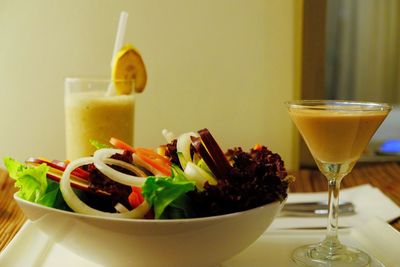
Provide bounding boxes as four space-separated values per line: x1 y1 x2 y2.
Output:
128 186 144 208
253 144 262 151
135 147 171 176
109 137 135 153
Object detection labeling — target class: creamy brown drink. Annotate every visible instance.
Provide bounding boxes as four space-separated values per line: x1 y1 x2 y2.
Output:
289 108 388 164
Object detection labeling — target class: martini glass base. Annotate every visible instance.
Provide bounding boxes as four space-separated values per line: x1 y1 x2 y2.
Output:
291 242 371 267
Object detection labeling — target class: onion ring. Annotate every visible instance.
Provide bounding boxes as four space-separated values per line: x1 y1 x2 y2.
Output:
184 162 217 190
93 148 146 186
177 132 198 169
60 157 150 218
103 158 147 177
162 129 175 143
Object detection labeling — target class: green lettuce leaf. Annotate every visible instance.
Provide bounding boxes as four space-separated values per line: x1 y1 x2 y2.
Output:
161 194 195 219
5 157 49 202
89 139 110 150
142 165 195 219
4 157 69 209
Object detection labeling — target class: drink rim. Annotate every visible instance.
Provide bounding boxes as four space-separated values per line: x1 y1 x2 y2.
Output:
285 100 392 112
64 77 137 96
65 77 134 83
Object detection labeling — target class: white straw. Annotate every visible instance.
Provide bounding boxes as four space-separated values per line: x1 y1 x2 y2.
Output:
111 11 128 65
106 11 129 96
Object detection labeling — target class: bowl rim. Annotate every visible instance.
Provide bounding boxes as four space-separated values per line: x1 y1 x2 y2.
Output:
14 192 285 224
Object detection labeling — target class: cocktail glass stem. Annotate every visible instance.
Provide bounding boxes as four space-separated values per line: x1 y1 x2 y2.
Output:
319 174 344 257
305 163 350 260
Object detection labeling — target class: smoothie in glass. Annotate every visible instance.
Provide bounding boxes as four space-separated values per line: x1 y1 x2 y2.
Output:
289 107 388 164
65 78 134 160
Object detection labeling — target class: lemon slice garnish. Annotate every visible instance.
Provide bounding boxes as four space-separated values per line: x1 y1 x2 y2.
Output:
111 44 147 94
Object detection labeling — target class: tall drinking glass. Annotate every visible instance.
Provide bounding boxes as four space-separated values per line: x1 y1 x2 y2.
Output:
65 78 135 160
286 100 391 266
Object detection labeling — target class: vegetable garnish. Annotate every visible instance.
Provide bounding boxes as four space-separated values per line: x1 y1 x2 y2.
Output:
4 157 69 210
5 157 49 202
93 148 147 186
60 156 150 218
142 166 195 219
176 132 198 169
90 139 110 150
128 186 144 208
109 137 135 153
4 128 293 219
135 148 171 176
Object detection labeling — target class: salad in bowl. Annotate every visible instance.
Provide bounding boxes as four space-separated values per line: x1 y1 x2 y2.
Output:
5 128 293 267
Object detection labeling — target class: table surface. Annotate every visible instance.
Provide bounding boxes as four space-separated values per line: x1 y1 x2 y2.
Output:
1 162 400 253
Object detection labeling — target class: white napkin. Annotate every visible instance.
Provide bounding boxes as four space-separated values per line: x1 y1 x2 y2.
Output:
270 184 400 230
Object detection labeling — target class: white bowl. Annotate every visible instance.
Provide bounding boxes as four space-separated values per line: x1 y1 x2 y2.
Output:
15 194 284 267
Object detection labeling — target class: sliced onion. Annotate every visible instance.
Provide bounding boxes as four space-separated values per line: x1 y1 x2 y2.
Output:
184 162 217 190
93 148 146 186
104 158 147 177
162 129 175 143
177 132 198 169
60 157 150 218
114 203 129 213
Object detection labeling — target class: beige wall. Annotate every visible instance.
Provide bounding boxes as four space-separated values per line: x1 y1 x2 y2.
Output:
0 0 301 170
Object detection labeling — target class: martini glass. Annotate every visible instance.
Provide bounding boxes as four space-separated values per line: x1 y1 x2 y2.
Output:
286 100 391 266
